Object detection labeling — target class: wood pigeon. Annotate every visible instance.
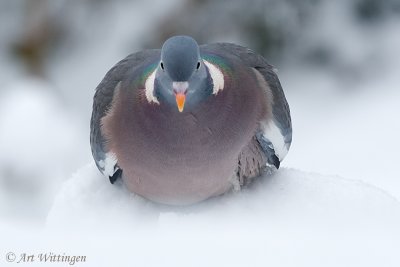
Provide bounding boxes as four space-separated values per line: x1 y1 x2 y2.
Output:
90 36 292 205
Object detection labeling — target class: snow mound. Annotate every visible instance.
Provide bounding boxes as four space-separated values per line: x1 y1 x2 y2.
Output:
44 164 400 267
48 162 400 230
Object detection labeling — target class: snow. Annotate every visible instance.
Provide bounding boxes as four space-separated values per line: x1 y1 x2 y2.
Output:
281 63 400 199
11 163 395 267
0 78 89 222
48 163 400 226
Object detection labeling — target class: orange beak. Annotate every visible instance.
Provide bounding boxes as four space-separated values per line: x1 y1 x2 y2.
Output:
175 93 186 112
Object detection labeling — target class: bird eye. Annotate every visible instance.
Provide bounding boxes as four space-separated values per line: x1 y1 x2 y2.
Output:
196 61 201 69
160 62 164 70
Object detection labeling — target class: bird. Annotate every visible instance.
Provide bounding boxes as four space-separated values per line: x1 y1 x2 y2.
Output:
90 35 292 205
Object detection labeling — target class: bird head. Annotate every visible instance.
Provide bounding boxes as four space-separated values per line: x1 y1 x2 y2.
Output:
154 36 212 112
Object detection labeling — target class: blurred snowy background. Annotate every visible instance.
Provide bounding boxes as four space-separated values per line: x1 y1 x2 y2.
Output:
1 0 400 266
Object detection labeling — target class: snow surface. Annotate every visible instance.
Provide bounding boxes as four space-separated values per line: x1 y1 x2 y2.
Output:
3 163 399 266
281 61 400 199
14 163 391 267
48 163 400 227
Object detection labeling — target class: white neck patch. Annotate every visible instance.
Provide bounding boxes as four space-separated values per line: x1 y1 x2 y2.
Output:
203 60 225 95
144 69 159 104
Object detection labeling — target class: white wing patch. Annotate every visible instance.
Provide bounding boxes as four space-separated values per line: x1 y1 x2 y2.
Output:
144 69 159 104
203 60 224 95
98 152 118 177
260 120 289 161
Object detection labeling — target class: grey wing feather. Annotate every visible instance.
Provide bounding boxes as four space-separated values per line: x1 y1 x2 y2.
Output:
203 43 292 166
90 50 159 178
254 64 292 146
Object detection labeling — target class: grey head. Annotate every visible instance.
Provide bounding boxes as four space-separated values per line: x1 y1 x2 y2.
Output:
154 36 212 112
